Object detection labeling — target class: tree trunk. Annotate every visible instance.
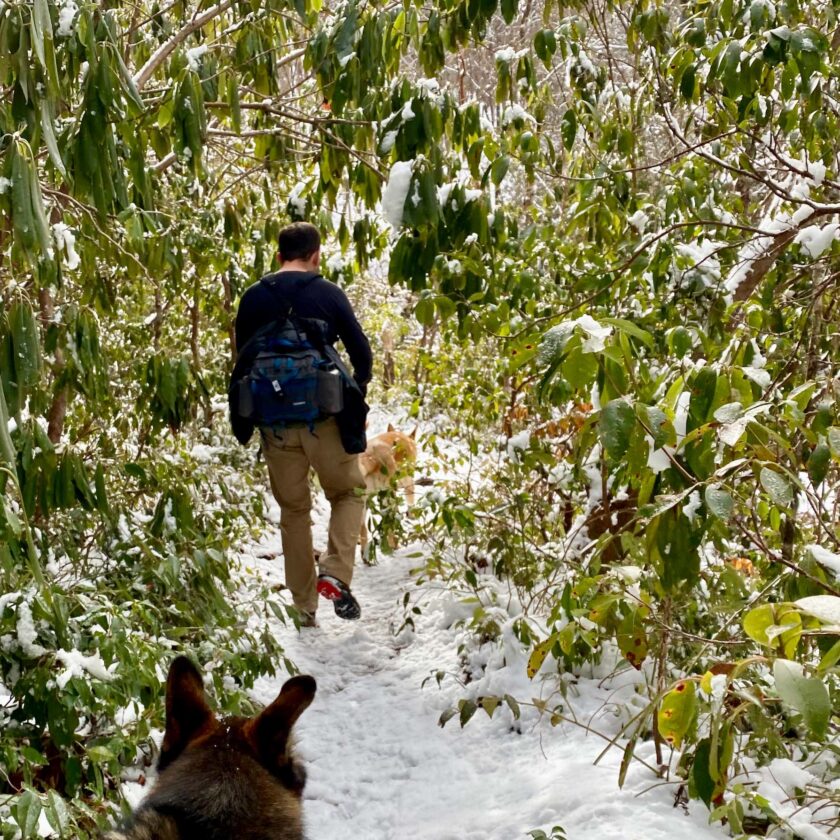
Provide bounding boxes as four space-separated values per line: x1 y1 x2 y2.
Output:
38 287 68 445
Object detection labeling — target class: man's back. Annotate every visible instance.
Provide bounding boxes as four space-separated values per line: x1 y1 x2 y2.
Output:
235 271 372 388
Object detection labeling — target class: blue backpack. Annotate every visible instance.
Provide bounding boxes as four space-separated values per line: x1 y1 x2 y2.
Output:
233 280 346 429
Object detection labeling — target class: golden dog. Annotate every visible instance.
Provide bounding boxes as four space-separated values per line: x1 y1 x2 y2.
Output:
358 425 417 553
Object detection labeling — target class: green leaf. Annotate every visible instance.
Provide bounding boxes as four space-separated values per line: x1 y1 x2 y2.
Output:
600 317 654 348
807 442 830 486
415 296 436 327
534 29 556 67
30 0 50 70
690 739 715 807
0 378 17 467
599 399 635 461
501 0 518 24
9 299 41 389
40 100 67 178
743 603 774 646
818 639 840 674
14 790 42 838
773 659 830 740
458 698 478 727
504 693 521 719
680 63 696 100
639 405 672 449
704 485 734 520
760 466 793 508
490 154 510 186
560 109 577 151
44 791 71 835
438 707 457 727
827 427 840 458
561 343 598 390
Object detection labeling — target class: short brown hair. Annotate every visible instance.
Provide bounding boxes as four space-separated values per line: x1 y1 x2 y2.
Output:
278 222 321 262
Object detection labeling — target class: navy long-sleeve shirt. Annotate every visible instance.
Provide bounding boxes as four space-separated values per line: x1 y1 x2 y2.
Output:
234 271 373 386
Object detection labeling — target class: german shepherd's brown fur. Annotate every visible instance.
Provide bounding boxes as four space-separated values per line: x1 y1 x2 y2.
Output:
104 657 316 840
359 424 417 552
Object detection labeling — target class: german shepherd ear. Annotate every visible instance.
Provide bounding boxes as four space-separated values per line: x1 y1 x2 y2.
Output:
246 675 316 769
158 657 215 772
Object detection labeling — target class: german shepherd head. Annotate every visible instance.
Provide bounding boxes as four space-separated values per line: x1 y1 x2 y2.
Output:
104 656 316 840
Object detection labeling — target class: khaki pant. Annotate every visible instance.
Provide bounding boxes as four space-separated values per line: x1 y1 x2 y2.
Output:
261 418 365 614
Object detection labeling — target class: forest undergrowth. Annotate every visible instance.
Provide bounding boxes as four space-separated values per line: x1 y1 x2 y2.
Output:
2 0 840 836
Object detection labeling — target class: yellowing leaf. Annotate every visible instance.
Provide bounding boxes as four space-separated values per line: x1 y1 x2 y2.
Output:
658 680 697 748
527 635 556 679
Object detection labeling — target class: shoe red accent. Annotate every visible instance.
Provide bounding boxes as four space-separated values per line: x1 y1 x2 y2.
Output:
316 578 343 601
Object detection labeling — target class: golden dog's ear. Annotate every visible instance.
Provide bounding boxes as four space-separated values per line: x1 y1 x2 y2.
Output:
387 423 395 432
159 657 215 771
246 675 316 767
410 425 418 439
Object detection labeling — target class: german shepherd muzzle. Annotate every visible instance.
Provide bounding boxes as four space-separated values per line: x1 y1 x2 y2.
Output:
104 656 316 840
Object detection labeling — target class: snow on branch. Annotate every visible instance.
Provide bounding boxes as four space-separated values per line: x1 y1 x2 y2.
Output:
133 0 235 91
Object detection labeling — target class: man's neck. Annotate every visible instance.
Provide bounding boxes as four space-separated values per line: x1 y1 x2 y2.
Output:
278 260 318 273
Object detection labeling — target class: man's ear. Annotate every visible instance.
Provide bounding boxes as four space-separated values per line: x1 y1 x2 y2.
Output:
245 675 316 769
158 657 215 772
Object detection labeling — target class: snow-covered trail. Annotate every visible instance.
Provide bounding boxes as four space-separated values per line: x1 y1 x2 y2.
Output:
243 497 725 840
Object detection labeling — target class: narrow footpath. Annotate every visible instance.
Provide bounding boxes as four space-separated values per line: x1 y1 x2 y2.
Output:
241 494 724 840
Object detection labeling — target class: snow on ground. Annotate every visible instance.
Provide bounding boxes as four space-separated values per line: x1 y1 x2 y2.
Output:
240 489 726 840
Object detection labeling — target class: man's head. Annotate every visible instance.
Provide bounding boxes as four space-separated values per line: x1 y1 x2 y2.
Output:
278 222 321 270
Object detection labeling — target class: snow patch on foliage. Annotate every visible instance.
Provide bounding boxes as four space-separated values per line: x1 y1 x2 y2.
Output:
53 223 80 270
506 430 530 463
682 490 702 522
186 45 208 72
646 435 672 473
794 223 840 258
807 544 840 578
676 240 722 287
382 160 414 229
501 104 535 127
288 182 307 218
540 315 613 360
379 130 398 154
627 209 648 233
56 0 78 37
16 601 46 658
55 649 114 689
495 47 526 62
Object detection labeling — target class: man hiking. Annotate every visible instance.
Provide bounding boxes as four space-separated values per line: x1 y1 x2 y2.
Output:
230 222 372 626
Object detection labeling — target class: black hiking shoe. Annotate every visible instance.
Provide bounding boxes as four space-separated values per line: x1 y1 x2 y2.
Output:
316 575 361 621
